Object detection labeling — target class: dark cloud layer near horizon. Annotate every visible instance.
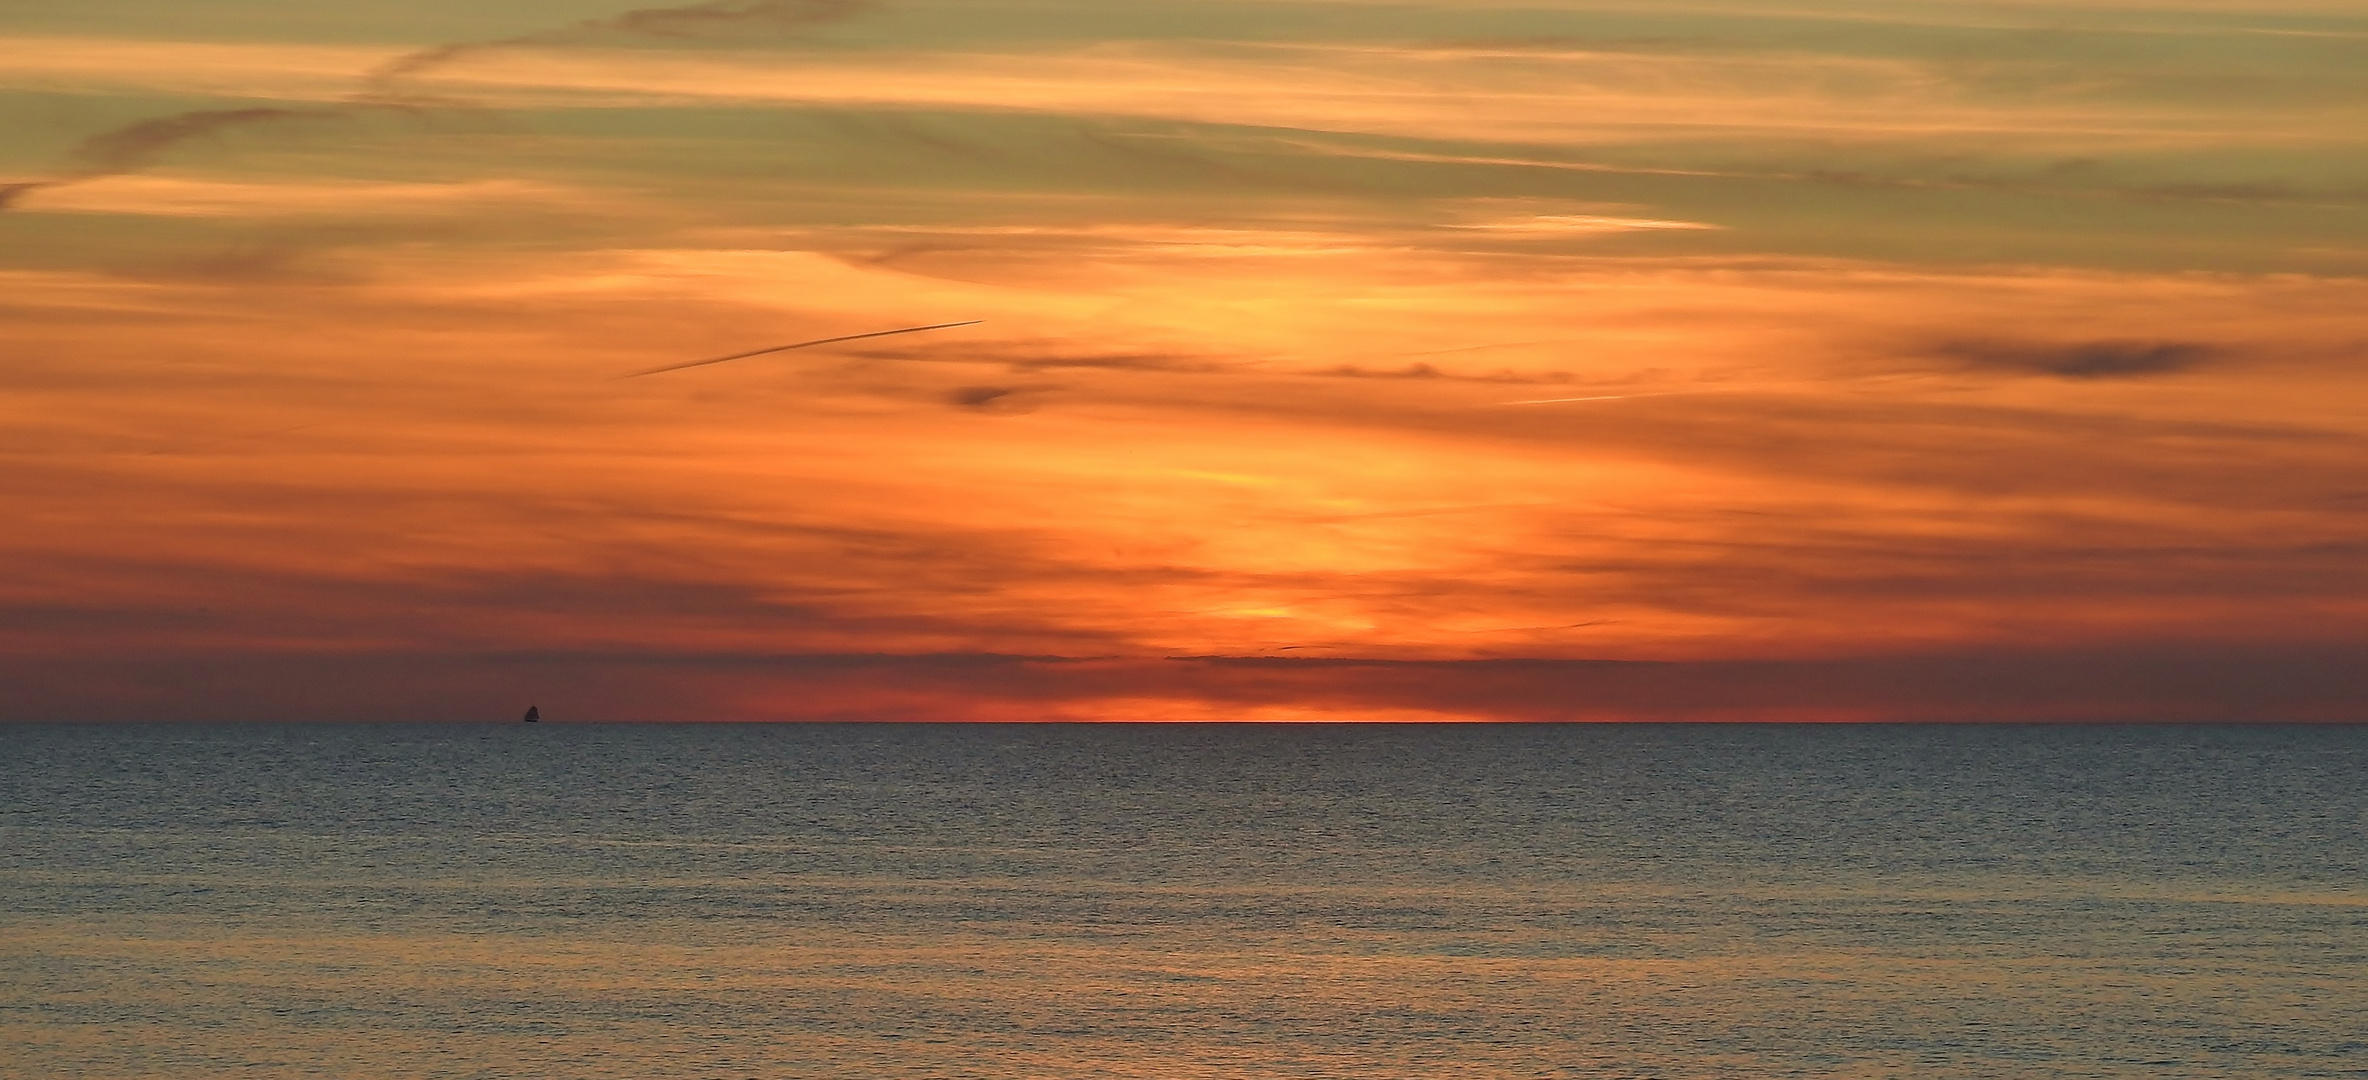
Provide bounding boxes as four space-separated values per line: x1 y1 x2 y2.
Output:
6 645 2362 723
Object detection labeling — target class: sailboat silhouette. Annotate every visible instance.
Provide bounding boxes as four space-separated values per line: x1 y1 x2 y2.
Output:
522 705 540 723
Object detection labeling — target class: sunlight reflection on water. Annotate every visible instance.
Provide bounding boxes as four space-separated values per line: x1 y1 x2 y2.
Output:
4 723 2365 1078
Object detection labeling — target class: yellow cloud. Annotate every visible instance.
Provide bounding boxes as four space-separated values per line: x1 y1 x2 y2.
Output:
12 174 609 218
9 34 2355 151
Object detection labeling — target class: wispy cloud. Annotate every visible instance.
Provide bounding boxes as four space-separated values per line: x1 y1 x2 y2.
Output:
11 32 2355 145
15 175 607 218
1934 339 2222 379
356 0 870 101
1445 214 1723 235
0 1 875 212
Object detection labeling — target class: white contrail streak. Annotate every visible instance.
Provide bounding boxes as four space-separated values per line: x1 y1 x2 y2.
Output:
621 319 982 378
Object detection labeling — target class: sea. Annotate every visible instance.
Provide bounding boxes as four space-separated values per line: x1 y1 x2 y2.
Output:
3 722 2364 1079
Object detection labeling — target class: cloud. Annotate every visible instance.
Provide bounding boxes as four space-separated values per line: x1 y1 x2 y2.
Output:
75 107 321 174
17 176 603 219
1 105 368 215
0 36 386 99
0 1 876 213
359 0 871 99
0 181 55 211
1937 339 2222 379
946 385 1051 412
8 643 2366 723
16 33 2342 149
1445 213 1723 235
1308 362 1581 385
6 76 2366 724
0 107 331 211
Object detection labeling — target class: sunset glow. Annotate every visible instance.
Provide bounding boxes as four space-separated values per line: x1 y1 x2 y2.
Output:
4 0 2364 720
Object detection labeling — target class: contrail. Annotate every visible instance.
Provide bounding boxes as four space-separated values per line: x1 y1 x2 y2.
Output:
621 319 982 378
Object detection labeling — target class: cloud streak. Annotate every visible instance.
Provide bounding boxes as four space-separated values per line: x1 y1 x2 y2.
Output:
1 107 323 210
1936 339 2222 379
358 0 870 100
1 0 875 213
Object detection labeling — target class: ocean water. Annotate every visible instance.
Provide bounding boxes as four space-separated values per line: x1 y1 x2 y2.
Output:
3 723 2364 1079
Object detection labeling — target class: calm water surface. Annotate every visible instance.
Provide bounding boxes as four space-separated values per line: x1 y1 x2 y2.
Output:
3 723 2364 1078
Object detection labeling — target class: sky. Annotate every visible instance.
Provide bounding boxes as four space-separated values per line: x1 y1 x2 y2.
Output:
2 0 2364 721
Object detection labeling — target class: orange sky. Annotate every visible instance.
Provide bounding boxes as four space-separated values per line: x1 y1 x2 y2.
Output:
4 0 2365 720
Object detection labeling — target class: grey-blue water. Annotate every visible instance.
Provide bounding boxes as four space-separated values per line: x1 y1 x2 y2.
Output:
3 723 2364 1079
